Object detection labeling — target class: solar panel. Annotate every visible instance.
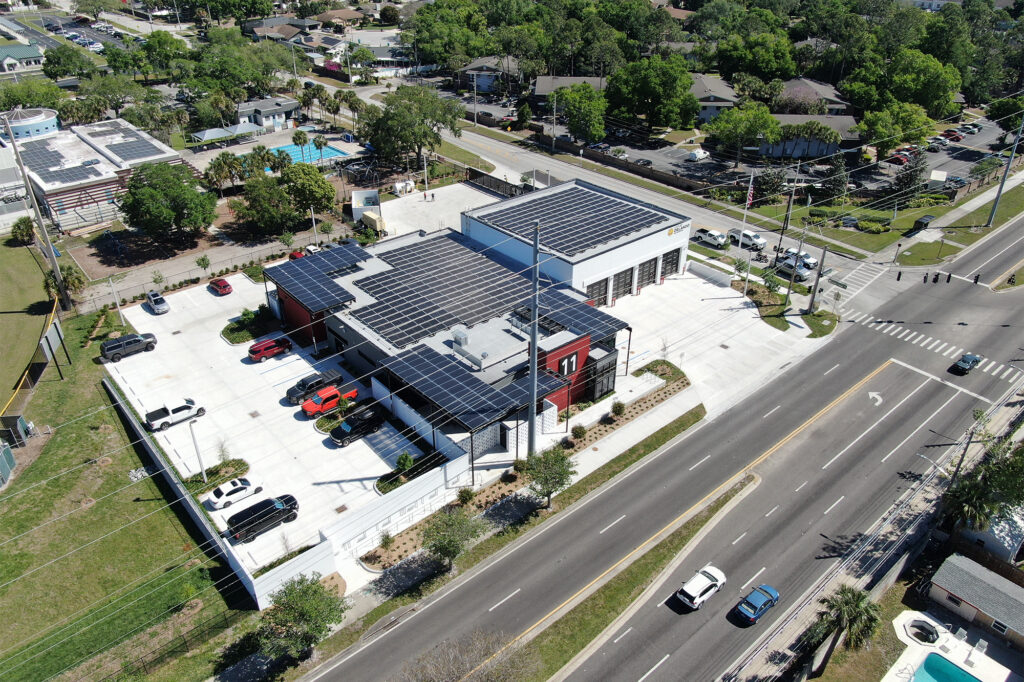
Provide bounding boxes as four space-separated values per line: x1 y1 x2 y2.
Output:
499 370 567 407
536 290 627 341
265 242 371 313
381 345 514 431
109 138 162 161
474 185 669 256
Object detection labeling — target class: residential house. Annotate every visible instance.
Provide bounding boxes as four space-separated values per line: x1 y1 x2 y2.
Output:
457 56 520 94
689 73 737 124
779 77 849 115
242 17 321 41
792 37 838 54
929 553 1024 649
759 114 860 159
237 96 300 130
962 506 1024 564
315 8 366 27
0 44 43 75
530 76 606 105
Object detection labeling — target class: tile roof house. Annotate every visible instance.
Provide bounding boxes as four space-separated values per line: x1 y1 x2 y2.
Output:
780 78 849 115
929 553 1024 649
0 44 44 74
689 74 738 124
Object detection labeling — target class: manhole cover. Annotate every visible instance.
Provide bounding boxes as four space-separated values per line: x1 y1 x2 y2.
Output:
249 411 260 418
720 343 730 349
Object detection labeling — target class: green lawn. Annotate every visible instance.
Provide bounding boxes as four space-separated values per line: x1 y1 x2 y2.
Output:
943 181 1024 246
0 242 49 409
896 240 963 266
437 139 495 172
0 312 229 681
169 131 186 150
803 310 840 338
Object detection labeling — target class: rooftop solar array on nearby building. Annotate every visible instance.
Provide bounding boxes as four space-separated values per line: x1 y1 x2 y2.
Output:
265 242 371 314
19 138 108 186
76 119 177 165
535 289 627 341
353 234 533 348
472 183 670 256
500 371 567 407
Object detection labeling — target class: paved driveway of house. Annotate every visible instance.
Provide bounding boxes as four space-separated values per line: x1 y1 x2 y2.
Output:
109 273 422 570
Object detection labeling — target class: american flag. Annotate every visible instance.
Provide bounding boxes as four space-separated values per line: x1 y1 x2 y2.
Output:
745 171 755 209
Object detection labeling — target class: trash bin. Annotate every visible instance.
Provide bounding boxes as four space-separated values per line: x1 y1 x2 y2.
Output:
913 215 935 232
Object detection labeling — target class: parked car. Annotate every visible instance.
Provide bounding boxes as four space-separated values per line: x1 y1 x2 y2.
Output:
952 353 982 375
145 290 169 314
635 158 653 168
735 584 780 624
302 383 359 417
286 369 344 405
208 477 262 510
100 332 156 362
783 247 819 269
687 148 710 161
676 564 726 610
773 257 812 282
728 228 767 251
145 398 204 431
288 251 305 260
248 337 292 362
226 494 298 543
588 142 610 153
209 278 232 295
330 406 385 447
887 154 909 166
305 245 321 256
926 142 940 152
694 227 727 248
929 136 950 147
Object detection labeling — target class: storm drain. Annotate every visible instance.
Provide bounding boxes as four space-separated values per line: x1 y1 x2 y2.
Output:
249 411 260 418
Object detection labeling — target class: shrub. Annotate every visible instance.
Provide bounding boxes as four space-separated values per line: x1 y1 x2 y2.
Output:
571 424 587 441
611 401 625 418
858 221 890 234
457 487 476 505
512 458 529 475
395 452 414 472
121 298 127 305
232 264 239 272
809 207 842 218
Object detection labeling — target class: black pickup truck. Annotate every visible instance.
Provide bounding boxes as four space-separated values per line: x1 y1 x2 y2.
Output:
286 369 343 405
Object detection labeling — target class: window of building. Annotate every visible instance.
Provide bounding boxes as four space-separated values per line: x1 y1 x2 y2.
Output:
946 594 962 607
993 620 1008 634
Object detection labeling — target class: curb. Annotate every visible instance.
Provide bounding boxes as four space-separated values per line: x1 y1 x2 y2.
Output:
550 473 763 681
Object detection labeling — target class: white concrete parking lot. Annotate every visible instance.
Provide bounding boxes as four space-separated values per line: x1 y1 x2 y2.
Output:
110 272 422 571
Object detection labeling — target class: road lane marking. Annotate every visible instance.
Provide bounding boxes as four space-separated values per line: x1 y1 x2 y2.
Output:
823 364 840 375
968 229 1024 275
488 588 521 612
638 654 669 682
762 405 781 418
795 481 808 492
741 567 766 590
600 515 627 535
765 505 779 517
822 378 930 469
824 496 845 514
613 627 633 644
879 392 961 463
889 357 993 403
461 362 893 680
689 455 710 471
732 532 747 545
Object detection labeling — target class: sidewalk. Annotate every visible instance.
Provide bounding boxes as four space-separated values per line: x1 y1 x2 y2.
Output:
910 168 1024 246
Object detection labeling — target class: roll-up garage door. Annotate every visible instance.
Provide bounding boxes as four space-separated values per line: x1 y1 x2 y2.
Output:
661 248 680 276
637 257 657 288
612 269 634 299
586 279 609 306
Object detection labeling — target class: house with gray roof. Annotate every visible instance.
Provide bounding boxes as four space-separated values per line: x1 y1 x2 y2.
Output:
962 506 1024 564
929 553 1024 649
689 74 738 124
780 77 849 115
0 44 43 75
531 76 606 103
457 56 520 94
237 96 300 130
759 114 860 158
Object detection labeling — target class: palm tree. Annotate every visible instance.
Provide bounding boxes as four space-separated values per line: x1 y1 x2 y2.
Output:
251 145 274 171
943 477 1001 534
312 134 329 166
325 99 341 128
43 264 86 301
299 89 317 120
292 130 309 163
285 77 301 95
204 157 232 197
270 149 293 173
811 585 881 668
344 91 364 128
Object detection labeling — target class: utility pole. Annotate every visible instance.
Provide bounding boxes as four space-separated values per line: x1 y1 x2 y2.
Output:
422 153 428 191
550 92 557 152
4 116 69 310
775 184 796 256
742 249 752 299
108 276 124 326
806 246 828 314
783 227 806 306
527 219 541 458
189 420 207 484
473 74 478 126
310 207 320 247
741 168 754 225
985 113 1024 227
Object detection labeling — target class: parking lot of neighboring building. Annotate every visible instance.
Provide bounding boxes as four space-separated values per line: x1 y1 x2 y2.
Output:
109 272 423 571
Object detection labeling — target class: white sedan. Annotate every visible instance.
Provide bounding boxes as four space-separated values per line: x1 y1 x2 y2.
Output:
207 477 263 510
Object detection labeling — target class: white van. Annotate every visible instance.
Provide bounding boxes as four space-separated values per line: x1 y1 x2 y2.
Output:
727 228 767 251
694 227 727 248
688 148 710 161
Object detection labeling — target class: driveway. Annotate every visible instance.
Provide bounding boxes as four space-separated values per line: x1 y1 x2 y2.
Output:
109 273 422 570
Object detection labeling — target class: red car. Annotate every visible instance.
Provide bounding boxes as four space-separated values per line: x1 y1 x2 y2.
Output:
888 154 909 165
209 278 232 295
940 131 964 142
301 384 359 418
248 337 292 362
288 251 305 260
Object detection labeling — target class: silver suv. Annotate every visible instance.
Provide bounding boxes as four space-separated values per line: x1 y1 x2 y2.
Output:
773 257 812 282
100 333 157 362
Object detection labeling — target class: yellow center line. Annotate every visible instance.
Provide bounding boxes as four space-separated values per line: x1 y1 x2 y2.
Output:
461 360 892 679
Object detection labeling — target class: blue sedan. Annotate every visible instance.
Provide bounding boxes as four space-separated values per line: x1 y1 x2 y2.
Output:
735 584 780 624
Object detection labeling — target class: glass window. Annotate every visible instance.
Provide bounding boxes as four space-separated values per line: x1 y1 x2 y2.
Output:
993 620 1008 634
946 594 962 607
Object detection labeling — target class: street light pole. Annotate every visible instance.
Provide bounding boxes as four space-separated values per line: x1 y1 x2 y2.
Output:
527 219 541 458
985 112 1024 227
189 419 207 484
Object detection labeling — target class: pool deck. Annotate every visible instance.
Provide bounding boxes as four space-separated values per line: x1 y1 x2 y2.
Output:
183 126 364 172
882 611 1024 682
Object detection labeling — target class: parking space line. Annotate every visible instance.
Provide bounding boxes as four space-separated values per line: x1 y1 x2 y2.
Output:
741 567 766 590
488 588 521 612
600 515 627 535
824 496 845 514
638 654 669 682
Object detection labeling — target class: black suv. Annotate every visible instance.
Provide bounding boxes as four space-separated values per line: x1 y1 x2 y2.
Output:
286 369 343 405
226 495 299 543
100 333 157 362
330 406 385 447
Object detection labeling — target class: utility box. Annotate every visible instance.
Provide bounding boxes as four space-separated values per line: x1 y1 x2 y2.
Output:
361 211 386 236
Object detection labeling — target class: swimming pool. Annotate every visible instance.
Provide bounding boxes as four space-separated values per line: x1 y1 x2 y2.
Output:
268 142 349 165
914 653 982 682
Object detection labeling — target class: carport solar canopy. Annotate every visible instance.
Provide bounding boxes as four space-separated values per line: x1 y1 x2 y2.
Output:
500 371 567 407
265 242 371 313
475 185 669 256
536 289 627 341
381 345 515 431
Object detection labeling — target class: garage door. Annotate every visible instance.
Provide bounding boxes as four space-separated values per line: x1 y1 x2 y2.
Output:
612 269 634 299
586 279 608 306
637 258 657 288
662 248 680 276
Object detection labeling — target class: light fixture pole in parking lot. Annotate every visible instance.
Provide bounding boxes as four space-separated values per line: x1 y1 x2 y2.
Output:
527 219 540 457
190 419 207 484
985 113 1024 227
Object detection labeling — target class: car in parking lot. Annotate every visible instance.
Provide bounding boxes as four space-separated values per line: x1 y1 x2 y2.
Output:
887 154 909 165
929 136 950 147
635 158 653 168
330 406 385 447
226 494 298 543
784 247 818 269
676 563 726 609
100 332 157 362
288 250 305 260
209 278 232 295
952 353 982 375
248 337 292 362
145 290 169 314
302 383 359 418
208 477 262 510
735 584 780 624
688 148 710 161
588 142 610 153
945 176 968 189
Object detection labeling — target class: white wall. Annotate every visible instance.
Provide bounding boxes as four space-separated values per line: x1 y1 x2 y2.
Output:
462 215 574 285
251 539 338 609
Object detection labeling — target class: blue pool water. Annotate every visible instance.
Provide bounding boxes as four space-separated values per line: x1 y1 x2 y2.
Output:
268 142 348 165
914 653 982 682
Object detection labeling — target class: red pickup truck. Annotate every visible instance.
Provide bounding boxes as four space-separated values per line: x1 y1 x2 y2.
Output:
302 384 359 418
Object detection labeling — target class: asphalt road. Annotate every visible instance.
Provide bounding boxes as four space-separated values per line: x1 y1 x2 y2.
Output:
308 225 1023 681
939 211 1024 285
7 16 62 50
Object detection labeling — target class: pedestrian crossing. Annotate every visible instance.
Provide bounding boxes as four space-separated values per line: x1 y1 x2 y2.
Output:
841 309 1023 384
823 262 888 305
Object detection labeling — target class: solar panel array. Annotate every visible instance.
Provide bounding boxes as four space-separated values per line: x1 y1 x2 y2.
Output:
476 185 668 256
81 120 167 162
537 289 627 341
20 140 104 185
499 371 567 407
353 235 532 349
382 345 515 431
266 242 371 313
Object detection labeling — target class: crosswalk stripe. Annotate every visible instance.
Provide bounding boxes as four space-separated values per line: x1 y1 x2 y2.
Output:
935 342 948 353
879 324 892 333
1011 371 1022 383
909 333 923 343
897 329 911 339
1002 367 1015 379
943 346 957 357
981 360 996 373
851 312 866 322
992 364 1004 376
918 336 932 346
861 316 873 325
927 339 941 350
889 326 903 336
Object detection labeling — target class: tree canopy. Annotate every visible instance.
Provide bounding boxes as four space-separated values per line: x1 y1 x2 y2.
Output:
256 573 347 660
551 83 607 143
606 55 699 130
360 85 464 164
42 45 98 81
705 101 781 166
121 163 217 242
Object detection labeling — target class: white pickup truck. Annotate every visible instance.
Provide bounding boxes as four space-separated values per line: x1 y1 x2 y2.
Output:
145 399 205 431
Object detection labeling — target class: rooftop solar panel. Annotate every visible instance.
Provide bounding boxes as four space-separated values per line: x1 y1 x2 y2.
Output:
536 290 627 341
382 345 514 431
265 242 371 313
474 185 669 256
499 371 567 407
